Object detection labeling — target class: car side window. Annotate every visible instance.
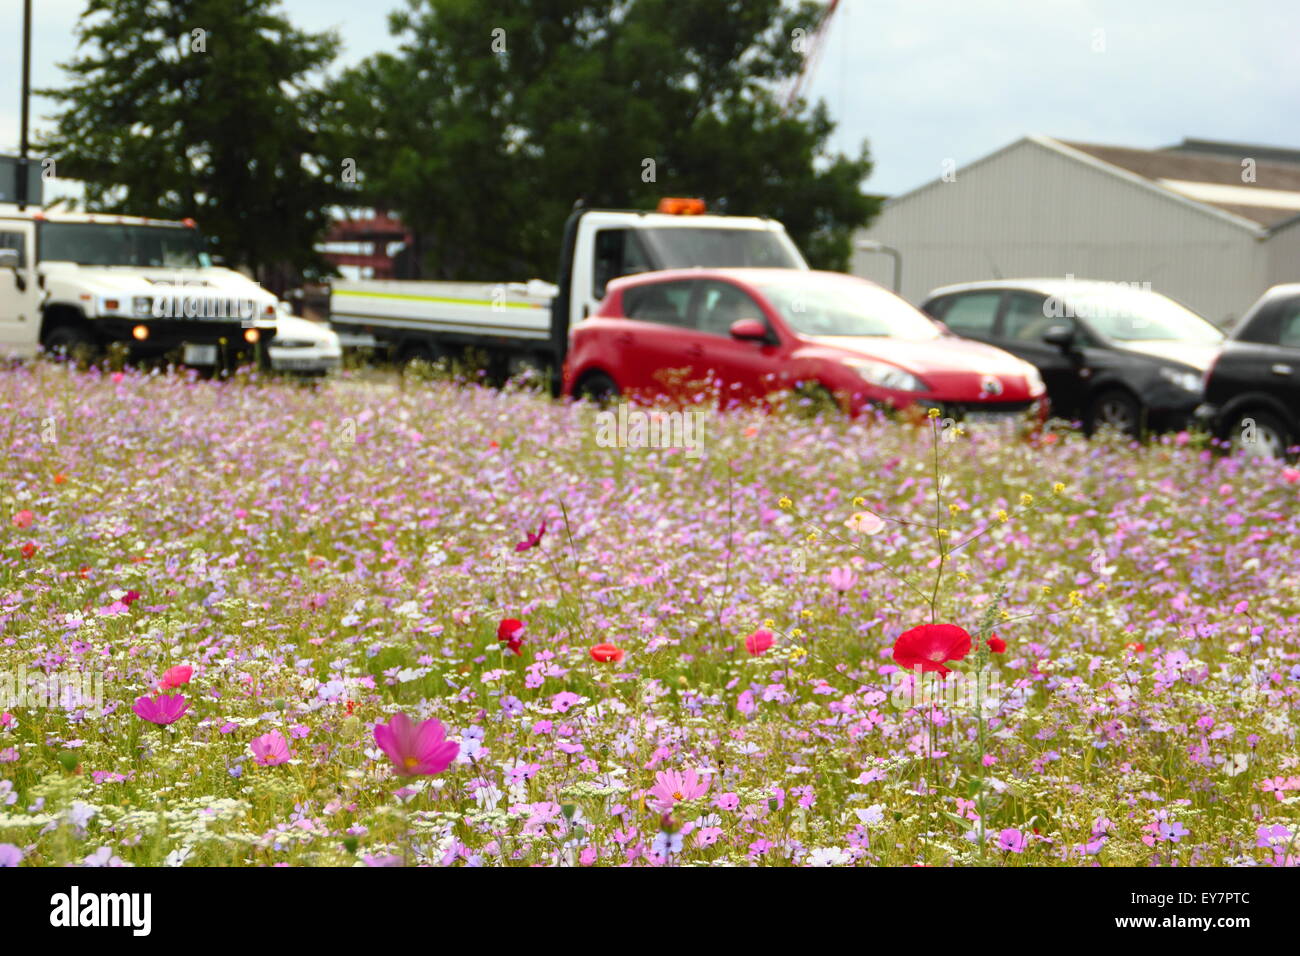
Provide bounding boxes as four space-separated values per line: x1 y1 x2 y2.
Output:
0 231 27 267
1277 304 1300 349
593 229 653 300
621 280 695 328
1240 298 1300 346
694 281 768 337
941 292 1001 337
1002 292 1061 342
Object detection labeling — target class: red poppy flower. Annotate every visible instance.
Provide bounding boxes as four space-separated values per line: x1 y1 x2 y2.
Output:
497 617 525 655
20 542 37 559
590 643 624 663
1125 641 1145 654
987 635 1006 654
745 629 774 656
892 624 972 676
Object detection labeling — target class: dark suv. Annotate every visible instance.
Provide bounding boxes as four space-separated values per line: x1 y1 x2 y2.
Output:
1197 284 1300 458
921 279 1224 435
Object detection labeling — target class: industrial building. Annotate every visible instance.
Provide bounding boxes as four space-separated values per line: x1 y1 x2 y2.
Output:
851 136 1300 327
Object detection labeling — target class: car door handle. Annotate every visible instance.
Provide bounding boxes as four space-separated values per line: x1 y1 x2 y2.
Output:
1272 364 1293 376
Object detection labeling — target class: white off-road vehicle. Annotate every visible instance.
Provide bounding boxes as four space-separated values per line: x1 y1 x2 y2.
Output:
0 206 279 368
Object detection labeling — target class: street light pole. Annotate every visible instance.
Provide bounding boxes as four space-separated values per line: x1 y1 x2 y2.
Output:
856 239 902 294
17 0 32 210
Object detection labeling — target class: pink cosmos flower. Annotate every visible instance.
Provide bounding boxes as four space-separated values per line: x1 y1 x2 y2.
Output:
648 768 712 812
373 712 459 777
827 566 857 592
745 629 774 656
132 694 189 725
11 510 34 530
1283 467 1300 484
158 665 192 691
250 731 292 766
844 511 885 535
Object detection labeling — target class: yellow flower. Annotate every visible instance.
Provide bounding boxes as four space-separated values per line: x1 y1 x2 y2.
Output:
778 496 793 510
1096 581 1109 592
927 407 941 419
790 646 808 661
999 609 1011 620
790 629 805 640
806 532 819 543
995 509 1009 523
1020 493 1034 507
763 618 776 629
1040 585 1052 594
936 528 949 538
800 609 813 619
1052 482 1066 494
948 503 961 517
852 496 865 507
1067 590 1083 608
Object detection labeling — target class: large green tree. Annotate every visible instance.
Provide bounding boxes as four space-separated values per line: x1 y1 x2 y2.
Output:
327 0 879 279
38 0 342 286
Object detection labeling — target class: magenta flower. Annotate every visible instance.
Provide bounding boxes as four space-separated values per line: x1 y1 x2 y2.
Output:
250 731 292 766
997 828 1026 853
648 768 712 812
132 694 189 725
373 712 459 777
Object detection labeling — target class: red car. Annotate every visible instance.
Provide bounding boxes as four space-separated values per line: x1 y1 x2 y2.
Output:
561 268 1048 420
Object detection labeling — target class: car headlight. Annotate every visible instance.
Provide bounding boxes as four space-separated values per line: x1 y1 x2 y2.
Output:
1159 367 1202 392
844 358 928 392
1023 365 1046 397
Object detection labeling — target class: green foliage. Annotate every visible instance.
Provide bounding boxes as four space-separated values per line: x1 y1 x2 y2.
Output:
37 0 343 280
326 0 880 277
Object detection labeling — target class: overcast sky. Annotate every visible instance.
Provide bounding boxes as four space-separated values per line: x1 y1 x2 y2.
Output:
2 0 1296 198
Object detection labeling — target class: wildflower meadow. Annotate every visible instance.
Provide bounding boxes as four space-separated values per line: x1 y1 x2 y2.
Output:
2 363 1298 870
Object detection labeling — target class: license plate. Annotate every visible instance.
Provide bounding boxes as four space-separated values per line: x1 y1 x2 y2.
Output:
965 409 1017 424
275 357 329 371
183 344 218 365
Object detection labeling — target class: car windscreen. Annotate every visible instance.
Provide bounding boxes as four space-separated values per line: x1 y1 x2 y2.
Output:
756 276 941 339
1060 287 1224 344
38 222 210 268
637 228 803 270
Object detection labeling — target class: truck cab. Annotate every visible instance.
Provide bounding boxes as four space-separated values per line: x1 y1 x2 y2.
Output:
0 206 279 368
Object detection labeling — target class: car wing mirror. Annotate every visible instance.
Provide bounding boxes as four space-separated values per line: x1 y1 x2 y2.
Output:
1041 325 1076 350
730 318 769 342
0 248 25 291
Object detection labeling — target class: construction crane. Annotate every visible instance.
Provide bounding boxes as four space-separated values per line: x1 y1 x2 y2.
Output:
782 0 841 116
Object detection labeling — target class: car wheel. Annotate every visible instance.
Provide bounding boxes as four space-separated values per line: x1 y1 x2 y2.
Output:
576 371 620 406
43 325 100 367
1228 409 1292 460
1088 388 1142 437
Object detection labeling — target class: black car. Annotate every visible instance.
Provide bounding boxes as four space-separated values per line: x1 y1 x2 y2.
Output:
921 279 1224 435
1197 284 1300 458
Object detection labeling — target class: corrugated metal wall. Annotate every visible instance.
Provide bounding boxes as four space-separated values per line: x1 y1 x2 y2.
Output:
850 138 1270 328
1266 217 1300 292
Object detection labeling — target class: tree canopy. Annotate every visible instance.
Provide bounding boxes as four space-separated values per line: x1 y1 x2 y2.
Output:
326 0 880 279
38 0 343 284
